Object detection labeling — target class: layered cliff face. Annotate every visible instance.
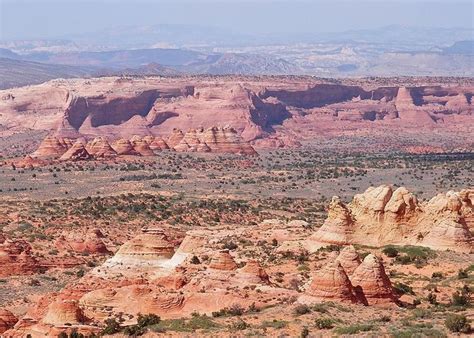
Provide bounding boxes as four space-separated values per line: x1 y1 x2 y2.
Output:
308 186 472 252
2 77 472 151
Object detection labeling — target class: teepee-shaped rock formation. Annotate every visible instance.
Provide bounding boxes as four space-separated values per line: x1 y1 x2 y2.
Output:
237 260 270 284
131 138 155 156
167 129 185 148
56 228 110 255
307 261 358 303
202 126 257 155
308 197 354 249
86 137 117 158
15 155 46 168
209 250 238 270
31 135 69 159
350 254 396 305
112 138 140 155
336 245 361 276
420 217 472 253
149 137 170 151
103 227 176 272
59 140 92 161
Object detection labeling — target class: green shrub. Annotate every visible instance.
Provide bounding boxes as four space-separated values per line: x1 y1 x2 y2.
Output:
394 282 415 295
335 324 374 334
137 313 161 327
315 318 334 329
101 318 121 335
294 304 311 315
230 319 249 331
382 246 399 257
444 314 471 333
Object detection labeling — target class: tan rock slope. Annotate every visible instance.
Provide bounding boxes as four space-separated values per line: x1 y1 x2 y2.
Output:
308 185 473 252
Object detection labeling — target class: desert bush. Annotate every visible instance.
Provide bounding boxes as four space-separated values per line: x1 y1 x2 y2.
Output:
458 268 469 279
382 246 399 257
315 317 334 329
451 290 470 306
335 323 374 334
102 318 121 335
393 282 415 295
444 314 471 333
293 304 311 315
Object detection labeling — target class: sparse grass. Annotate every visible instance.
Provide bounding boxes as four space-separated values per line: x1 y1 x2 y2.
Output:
149 315 219 333
334 323 375 334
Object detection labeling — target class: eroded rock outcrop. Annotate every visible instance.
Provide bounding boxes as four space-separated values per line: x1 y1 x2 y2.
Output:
237 260 270 284
111 138 139 155
56 229 109 255
208 250 238 271
0 234 40 277
0 309 18 334
311 186 472 252
59 140 92 161
43 300 85 326
307 196 354 249
336 245 361 276
31 135 70 159
85 137 117 158
307 261 358 303
350 254 396 305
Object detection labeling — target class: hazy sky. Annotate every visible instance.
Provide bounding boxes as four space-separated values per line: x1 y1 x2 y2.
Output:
0 0 473 40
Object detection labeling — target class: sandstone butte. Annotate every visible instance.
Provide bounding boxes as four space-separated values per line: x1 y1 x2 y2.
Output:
307 185 473 253
2 76 472 156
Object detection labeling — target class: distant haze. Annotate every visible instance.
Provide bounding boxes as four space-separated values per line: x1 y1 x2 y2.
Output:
0 0 473 40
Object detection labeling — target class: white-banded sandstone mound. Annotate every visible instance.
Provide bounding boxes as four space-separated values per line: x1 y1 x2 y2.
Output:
308 186 472 253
